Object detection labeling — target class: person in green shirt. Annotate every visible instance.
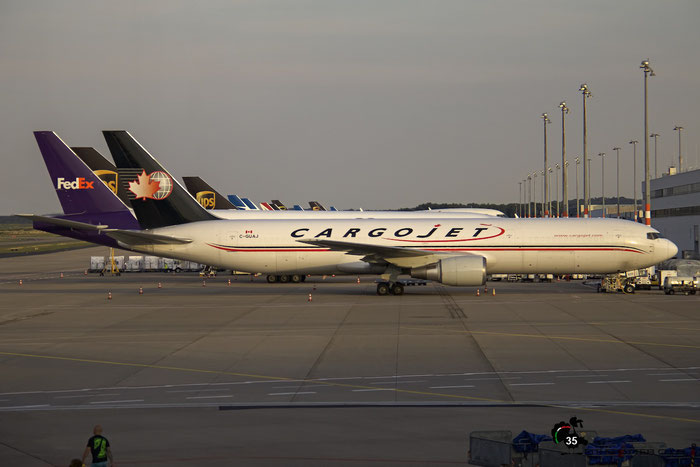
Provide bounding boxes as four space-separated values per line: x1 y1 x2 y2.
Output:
81 425 113 467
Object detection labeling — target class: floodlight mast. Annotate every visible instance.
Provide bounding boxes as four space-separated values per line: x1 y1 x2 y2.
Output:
641 59 655 226
579 84 592 218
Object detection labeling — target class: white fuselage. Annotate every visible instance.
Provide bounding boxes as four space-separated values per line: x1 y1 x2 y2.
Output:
124 217 677 276
206 210 503 220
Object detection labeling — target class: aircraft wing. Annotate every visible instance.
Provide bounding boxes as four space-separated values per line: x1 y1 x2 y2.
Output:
298 238 465 268
104 229 192 245
15 214 108 231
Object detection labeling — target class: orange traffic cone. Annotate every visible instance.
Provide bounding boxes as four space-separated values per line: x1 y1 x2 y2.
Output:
19 279 23 286
476 289 480 296
202 280 206 287
139 287 143 295
308 293 313 302
228 279 231 286
357 277 361 284
492 288 496 296
84 270 88 275
158 282 162 289
60 272 64 278
484 286 488 293
107 291 112 300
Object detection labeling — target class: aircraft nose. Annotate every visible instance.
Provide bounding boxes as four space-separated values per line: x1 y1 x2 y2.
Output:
664 239 678 260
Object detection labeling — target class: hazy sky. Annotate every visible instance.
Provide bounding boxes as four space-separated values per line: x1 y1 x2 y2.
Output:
1 0 699 214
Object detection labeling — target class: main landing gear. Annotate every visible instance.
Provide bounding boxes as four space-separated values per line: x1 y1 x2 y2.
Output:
266 274 306 283
376 282 404 296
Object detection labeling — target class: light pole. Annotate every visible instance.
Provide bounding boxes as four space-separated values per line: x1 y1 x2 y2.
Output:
559 101 570 217
523 179 528 217
533 172 538 217
599 152 606 217
579 83 593 217
547 167 553 215
587 158 591 214
629 140 639 222
650 133 660 178
528 175 533 218
541 113 552 216
674 125 684 172
564 161 569 216
518 181 522 218
641 59 655 226
575 157 580 217
541 170 546 217
613 147 621 218
555 164 560 217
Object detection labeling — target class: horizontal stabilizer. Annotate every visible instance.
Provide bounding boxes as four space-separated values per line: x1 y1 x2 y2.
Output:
15 214 108 231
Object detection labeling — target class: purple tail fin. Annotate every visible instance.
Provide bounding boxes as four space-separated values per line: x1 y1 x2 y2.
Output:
34 131 131 215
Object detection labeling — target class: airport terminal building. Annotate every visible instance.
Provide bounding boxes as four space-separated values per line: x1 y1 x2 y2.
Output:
648 167 700 258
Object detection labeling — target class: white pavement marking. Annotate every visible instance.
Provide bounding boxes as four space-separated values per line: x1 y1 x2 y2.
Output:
659 378 699 382
371 380 427 385
429 385 475 389
89 400 144 404
186 395 234 399
648 373 687 376
351 389 394 392
0 404 50 409
54 395 96 399
464 377 522 381
167 389 230 393
586 381 631 384
510 383 555 386
557 374 609 378
267 392 317 396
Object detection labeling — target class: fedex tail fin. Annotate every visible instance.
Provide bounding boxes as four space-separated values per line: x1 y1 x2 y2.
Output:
182 176 237 210
241 198 259 210
227 195 250 210
34 132 132 216
71 146 132 206
103 131 216 229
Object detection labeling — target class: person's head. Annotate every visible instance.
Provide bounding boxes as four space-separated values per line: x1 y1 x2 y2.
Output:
69 459 82 467
93 425 103 435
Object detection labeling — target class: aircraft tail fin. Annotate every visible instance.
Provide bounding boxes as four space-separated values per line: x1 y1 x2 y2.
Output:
103 131 216 229
271 200 287 210
182 176 237 210
308 201 326 211
227 195 249 210
71 146 132 206
34 131 131 216
241 197 259 210
292 204 304 211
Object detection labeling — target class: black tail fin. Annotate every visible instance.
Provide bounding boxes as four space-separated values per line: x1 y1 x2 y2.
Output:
271 200 288 210
103 131 216 229
71 147 132 206
182 176 237 210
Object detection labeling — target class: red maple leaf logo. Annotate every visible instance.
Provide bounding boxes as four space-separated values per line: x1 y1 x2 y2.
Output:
128 170 160 200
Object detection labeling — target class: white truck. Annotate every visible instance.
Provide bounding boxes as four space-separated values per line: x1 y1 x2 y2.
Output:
663 276 698 295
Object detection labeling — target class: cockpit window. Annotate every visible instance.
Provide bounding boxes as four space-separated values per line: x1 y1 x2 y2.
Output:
647 232 663 240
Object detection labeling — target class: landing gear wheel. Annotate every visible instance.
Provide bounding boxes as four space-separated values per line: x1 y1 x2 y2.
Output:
290 274 302 283
279 275 289 283
623 283 635 294
267 275 277 283
668 289 675 295
390 283 404 296
377 282 390 296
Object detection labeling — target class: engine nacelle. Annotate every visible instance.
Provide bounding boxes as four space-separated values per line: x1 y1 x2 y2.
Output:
411 256 486 286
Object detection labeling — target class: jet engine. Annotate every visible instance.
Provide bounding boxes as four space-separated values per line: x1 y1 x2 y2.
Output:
411 256 486 286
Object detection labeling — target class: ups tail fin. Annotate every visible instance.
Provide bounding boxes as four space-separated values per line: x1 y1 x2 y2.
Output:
71 146 132 206
34 131 131 216
182 176 237 210
103 131 216 229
